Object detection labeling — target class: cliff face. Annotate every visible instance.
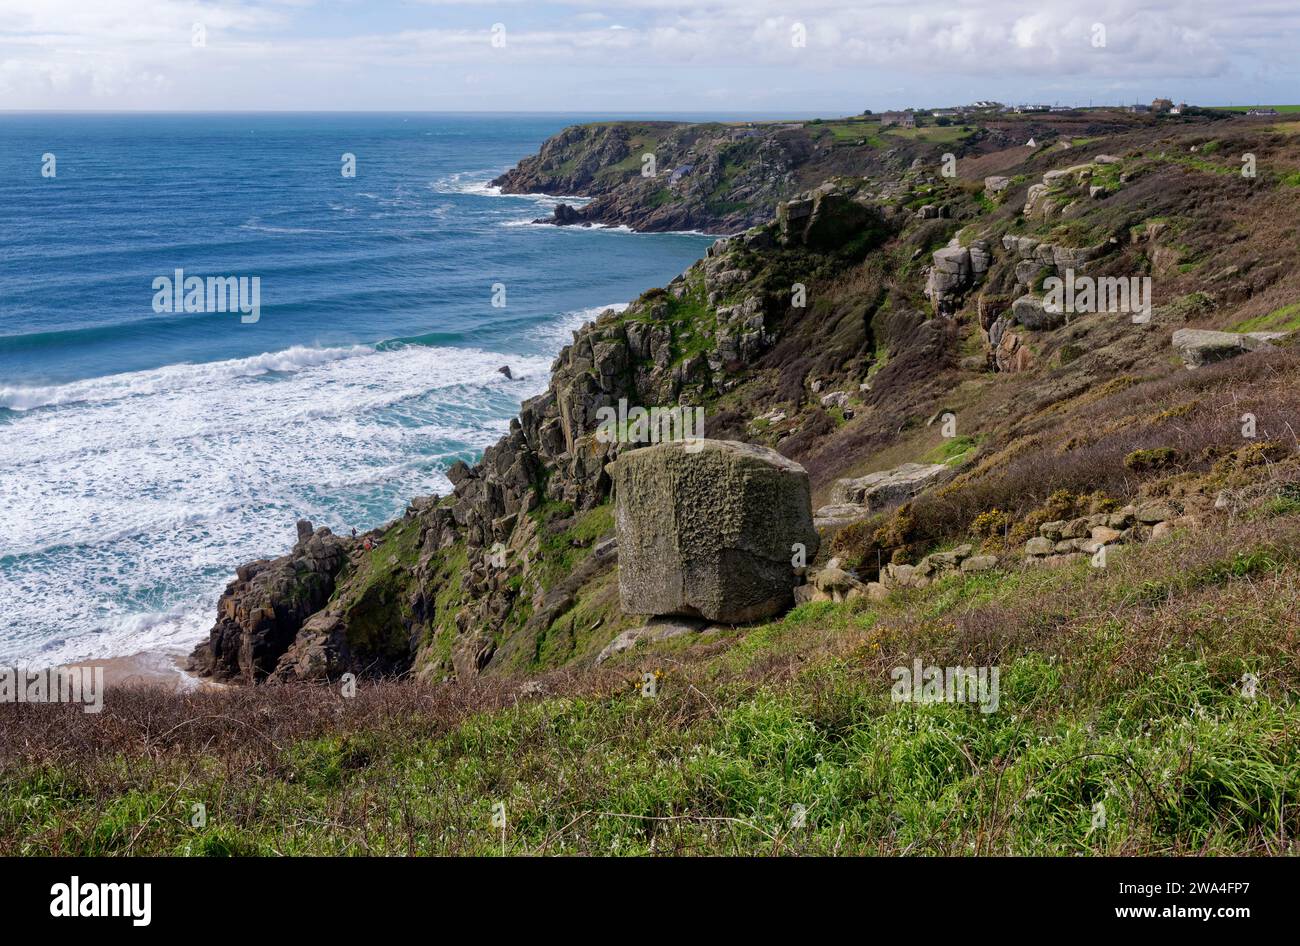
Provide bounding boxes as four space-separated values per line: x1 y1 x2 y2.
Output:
191 111 1300 686
493 120 816 232
490 112 1154 234
190 182 894 683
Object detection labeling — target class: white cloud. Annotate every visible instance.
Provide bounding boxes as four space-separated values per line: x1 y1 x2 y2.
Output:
1 0 1297 109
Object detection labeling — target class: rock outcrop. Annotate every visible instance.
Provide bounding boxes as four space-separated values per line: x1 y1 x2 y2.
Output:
607 440 819 623
1172 328 1284 368
925 239 991 315
776 183 888 250
815 462 950 527
188 522 350 682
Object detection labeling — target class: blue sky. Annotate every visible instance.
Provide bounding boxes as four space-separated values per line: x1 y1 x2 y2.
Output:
3 1 1298 113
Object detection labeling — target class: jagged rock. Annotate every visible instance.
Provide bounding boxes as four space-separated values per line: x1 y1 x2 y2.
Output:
793 584 818 605
269 611 350 683
778 188 887 250
1023 183 1050 218
984 176 1010 196
607 440 819 623
1122 524 1153 543
451 630 496 679
1015 259 1046 287
1009 236 1040 258
188 526 350 682
1172 328 1284 368
550 203 586 225
777 198 813 233
926 243 980 313
882 563 922 588
993 327 1033 372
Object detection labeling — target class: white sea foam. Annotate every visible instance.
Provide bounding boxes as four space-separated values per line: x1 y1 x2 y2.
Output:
431 170 593 207
0 314 616 665
0 345 373 412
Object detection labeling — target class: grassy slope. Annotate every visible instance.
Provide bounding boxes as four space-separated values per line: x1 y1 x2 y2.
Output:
3 503 1297 856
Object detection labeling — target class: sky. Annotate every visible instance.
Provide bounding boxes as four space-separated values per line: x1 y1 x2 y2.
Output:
2 0 1298 113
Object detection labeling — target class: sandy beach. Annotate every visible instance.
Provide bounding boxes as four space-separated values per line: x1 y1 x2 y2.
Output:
77 651 225 693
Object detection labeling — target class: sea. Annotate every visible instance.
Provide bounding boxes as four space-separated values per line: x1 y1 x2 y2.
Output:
0 112 718 666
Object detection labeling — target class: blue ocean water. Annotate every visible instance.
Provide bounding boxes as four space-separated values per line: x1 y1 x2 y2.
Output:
0 113 714 665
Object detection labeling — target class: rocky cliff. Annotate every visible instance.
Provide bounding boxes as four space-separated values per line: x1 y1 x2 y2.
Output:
492 111 1163 233
192 110 1300 686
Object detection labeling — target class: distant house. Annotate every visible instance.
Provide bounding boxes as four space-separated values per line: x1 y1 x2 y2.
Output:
1151 98 1174 113
931 109 958 118
1247 107 1279 116
880 111 916 128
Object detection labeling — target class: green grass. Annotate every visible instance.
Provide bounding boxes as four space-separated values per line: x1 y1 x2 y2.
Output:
923 434 979 466
6 511 1298 856
884 125 971 144
819 122 886 148
1230 301 1300 334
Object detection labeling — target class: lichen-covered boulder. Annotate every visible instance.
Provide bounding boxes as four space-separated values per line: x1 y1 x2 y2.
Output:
1171 328 1283 368
827 462 950 511
607 440 819 623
